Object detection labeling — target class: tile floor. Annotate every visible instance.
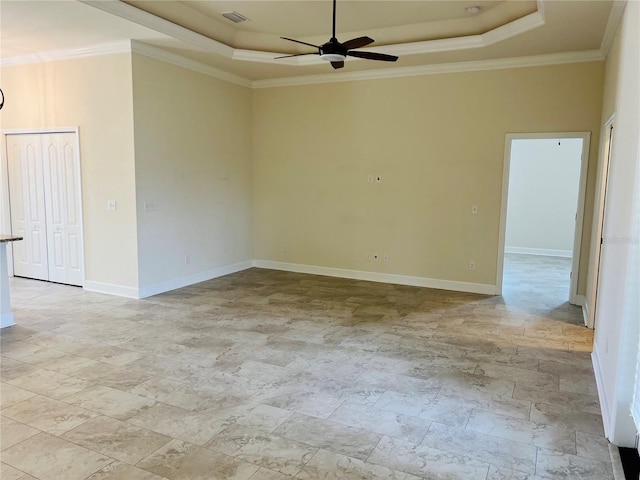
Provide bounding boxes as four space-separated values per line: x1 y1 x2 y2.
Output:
0 254 612 479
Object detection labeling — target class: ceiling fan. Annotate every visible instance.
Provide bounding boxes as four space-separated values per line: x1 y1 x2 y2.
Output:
275 0 399 70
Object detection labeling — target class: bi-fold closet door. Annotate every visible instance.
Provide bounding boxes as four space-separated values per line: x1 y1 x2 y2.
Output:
6 132 84 286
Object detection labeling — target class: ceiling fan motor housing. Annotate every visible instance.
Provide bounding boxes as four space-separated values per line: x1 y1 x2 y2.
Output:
320 38 347 62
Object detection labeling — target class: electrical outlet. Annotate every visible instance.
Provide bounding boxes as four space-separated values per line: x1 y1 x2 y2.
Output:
383 254 389 263
185 255 190 265
366 253 371 262
368 175 373 183
469 261 476 271
471 204 478 214
144 201 159 212
107 200 116 211
283 245 289 254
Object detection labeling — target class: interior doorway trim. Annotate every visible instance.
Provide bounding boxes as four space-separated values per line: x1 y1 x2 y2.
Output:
496 131 591 305
585 115 615 329
1 126 85 285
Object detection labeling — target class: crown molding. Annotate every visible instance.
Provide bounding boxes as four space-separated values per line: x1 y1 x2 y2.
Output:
0 40 131 67
599 0 627 58
252 50 604 89
79 0 233 58
131 41 252 88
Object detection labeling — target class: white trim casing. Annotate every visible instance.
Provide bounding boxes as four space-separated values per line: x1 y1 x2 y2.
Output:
586 115 615 329
252 260 497 295
593 346 613 438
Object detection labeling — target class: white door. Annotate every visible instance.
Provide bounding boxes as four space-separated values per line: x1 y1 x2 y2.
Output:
41 133 83 285
6 131 84 286
7 134 49 281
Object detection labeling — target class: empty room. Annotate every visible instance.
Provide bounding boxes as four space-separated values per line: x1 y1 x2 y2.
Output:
0 1 638 479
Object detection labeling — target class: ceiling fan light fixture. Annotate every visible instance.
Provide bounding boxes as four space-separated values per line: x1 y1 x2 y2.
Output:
320 53 346 62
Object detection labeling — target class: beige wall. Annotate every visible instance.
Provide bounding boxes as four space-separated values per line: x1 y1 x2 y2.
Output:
131 54 253 292
252 62 604 291
0 54 139 290
590 0 640 446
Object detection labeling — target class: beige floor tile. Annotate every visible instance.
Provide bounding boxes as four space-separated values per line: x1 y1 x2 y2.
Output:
72 345 144 366
437 387 532 420
127 402 230 445
61 415 172 464
475 362 559 390
86 461 168 479
70 362 154 390
7 368 91 399
422 422 537 474
130 376 238 412
0 358 39 382
2 394 97 434
466 410 576 453
529 402 604 436
137 438 259 480
486 464 545 479
1 432 113 480
203 401 293 432
535 447 614 480
206 424 317 476
298 448 422 480
575 431 612 462
367 436 490 479
63 385 156 420
274 412 381 461
1 462 34 480
0 383 36 409
248 467 295 479
0 416 40 451
254 388 344 419
512 383 600 415
329 402 431 443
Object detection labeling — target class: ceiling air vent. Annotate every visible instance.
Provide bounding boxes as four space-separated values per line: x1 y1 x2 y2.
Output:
222 11 249 23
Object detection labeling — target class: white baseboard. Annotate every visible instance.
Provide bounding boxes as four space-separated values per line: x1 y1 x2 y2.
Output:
84 280 140 299
0 312 16 329
592 346 612 440
252 260 497 295
137 260 253 299
505 246 572 257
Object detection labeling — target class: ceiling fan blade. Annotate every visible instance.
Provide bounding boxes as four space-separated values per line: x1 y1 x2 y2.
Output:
331 61 344 69
274 53 318 59
342 36 374 50
347 50 398 62
281 37 320 49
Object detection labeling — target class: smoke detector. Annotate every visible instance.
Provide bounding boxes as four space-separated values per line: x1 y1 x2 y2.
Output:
222 11 249 23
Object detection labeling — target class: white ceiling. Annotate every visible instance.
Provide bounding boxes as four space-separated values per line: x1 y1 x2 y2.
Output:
0 1 620 85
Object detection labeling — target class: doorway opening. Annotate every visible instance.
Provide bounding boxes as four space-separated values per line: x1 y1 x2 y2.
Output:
496 132 590 310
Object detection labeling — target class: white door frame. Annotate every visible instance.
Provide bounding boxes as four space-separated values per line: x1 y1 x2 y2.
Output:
585 116 615 328
495 132 591 305
1 127 86 286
